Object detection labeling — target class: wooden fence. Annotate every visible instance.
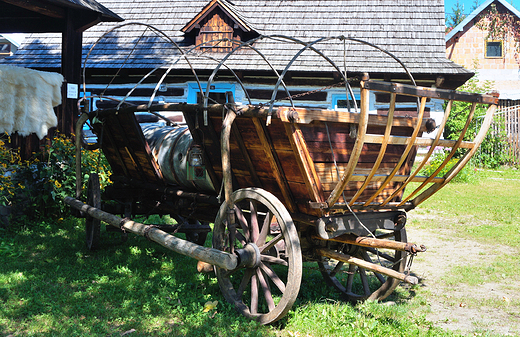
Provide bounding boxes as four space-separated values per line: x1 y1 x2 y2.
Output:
495 101 520 165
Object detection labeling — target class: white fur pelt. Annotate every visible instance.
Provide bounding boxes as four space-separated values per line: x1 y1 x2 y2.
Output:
0 65 63 139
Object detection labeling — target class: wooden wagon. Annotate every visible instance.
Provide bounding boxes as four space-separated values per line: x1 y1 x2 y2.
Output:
65 33 499 324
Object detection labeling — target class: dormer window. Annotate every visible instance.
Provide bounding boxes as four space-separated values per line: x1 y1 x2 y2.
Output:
182 0 258 52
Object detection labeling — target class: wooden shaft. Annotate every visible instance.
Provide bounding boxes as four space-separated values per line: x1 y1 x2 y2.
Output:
313 234 426 253
64 196 238 270
316 248 418 285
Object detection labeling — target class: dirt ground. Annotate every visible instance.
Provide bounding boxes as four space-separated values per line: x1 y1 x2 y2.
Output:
406 214 520 336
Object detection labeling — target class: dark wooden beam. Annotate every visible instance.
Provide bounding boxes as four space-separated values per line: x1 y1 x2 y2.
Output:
58 8 82 136
1 0 65 18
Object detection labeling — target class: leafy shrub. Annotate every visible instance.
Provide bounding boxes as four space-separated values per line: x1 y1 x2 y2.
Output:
0 133 111 226
444 62 512 168
420 150 475 183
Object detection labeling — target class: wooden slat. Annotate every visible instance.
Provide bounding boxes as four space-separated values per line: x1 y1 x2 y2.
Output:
350 93 396 203
277 106 431 131
231 123 262 188
326 79 370 208
284 122 324 203
382 100 454 204
251 117 297 212
410 104 497 207
400 102 478 205
363 96 427 206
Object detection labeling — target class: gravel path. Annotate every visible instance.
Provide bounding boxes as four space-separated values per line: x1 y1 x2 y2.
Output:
406 224 520 336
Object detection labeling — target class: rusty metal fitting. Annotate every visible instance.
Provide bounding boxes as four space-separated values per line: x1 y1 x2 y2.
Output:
404 243 427 254
287 108 299 122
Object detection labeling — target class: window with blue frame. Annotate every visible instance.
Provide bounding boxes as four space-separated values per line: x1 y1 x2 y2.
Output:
187 83 236 104
331 92 361 112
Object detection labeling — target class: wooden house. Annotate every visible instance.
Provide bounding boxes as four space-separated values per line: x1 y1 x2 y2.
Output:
3 0 473 135
446 0 520 163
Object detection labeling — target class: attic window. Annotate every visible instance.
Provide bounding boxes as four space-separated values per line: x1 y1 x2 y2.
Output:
486 41 503 58
182 0 258 53
197 13 234 51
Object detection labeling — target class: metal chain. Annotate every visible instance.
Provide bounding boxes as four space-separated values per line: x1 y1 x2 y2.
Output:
260 80 347 106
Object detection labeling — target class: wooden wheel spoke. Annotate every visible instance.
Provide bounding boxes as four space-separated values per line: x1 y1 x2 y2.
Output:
346 264 356 293
330 261 344 278
359 268 371 296
234 230 248 247
259 233 283 254
319 227 406 302
213 188 302 324
361 250 387 285
257 268 275 311
260 254 288 267
237 269 254 300
235 206 250 242
260 262 286 293
365 247 396 263
374 272 386 285
250 200 260 243
250 273 259 314
257 210 272 246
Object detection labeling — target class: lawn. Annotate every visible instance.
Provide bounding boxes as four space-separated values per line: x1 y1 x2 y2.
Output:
1 168 518 336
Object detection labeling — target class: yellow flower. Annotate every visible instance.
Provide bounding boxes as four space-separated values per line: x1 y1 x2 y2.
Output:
54 180 62 189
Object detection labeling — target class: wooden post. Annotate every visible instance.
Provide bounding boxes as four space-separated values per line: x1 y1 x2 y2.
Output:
59 8 82 136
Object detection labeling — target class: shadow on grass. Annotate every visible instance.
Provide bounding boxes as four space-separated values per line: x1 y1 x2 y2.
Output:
1 218 430 337
0 219 270 336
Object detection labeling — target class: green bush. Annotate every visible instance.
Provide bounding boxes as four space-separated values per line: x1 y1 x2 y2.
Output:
443 64 512 168
420 150 475 183
0 133 111 225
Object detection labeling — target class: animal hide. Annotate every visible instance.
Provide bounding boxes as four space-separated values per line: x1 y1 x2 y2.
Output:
0 65 63 139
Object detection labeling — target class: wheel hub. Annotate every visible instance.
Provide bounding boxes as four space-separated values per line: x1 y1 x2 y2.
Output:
236 243 261 268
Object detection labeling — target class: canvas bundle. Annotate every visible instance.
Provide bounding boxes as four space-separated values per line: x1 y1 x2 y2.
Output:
0 65 63 139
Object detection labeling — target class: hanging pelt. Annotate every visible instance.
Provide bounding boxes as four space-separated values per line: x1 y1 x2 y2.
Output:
0 65 63 139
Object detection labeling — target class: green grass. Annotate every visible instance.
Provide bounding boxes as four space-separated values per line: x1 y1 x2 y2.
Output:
1 168 519 336
0 218 457 337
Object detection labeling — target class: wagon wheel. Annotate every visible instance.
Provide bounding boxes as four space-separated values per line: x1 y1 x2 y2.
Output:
213 188 302 324
318 228 407 302
85 173 101 250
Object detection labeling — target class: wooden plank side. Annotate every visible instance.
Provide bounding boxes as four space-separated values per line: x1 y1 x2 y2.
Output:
284 122 325 203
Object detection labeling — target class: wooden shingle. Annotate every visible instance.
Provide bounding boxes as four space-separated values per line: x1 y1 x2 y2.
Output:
3 0 472 85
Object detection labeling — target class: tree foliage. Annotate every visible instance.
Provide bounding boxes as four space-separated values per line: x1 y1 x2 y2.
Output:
446 0 467 29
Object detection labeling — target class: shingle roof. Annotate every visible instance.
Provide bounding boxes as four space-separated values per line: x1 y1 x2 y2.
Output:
4 0 471 78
